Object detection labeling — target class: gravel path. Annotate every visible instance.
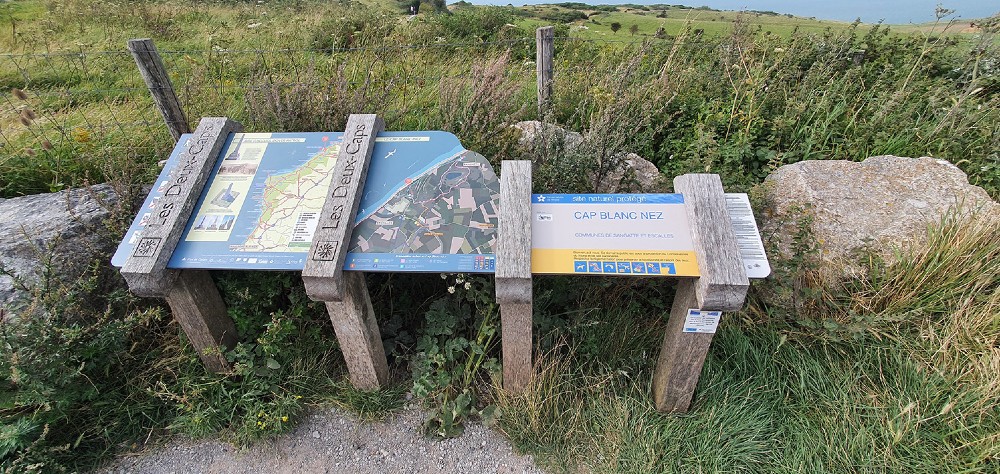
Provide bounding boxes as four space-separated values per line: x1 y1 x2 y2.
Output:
98 405 544 474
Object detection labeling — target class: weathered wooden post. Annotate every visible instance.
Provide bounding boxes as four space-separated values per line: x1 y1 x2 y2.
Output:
302 114 389 390
652 174 749 412
496 160 533 392
535 26 555 117
128 38 191 141
120 117 241 372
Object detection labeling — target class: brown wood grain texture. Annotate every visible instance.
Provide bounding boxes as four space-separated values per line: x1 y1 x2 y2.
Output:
496 160 533 392
121 117 242 297
651 278 712 412
652 173 750 412
500 303 533 393
127 38 191 141
536 26 555 115
325 272 389 390
302 114 384 302
165 270 238 373
674 174 749 310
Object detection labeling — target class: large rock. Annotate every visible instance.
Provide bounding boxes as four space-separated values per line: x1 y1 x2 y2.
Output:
0 185 119 315
761 155 998 280
512 120 663 191
512 120 584 152
596 152 664 192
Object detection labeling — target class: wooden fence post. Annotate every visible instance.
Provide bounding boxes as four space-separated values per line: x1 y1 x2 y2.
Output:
120 117 242 372
128 38 191 141
652 174 749 412
302 114 388 390
496 160 533 392
535 26 555 117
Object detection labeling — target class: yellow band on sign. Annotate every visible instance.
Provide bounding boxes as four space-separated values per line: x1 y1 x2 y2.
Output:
530 193 700 277
531 249 699 276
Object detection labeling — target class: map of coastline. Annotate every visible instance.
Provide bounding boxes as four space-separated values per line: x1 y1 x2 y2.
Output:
350 150 498 256
111 131 500 273
241 141 340 252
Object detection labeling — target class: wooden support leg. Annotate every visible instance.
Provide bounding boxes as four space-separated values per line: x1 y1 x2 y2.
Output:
165 270 238 373
496 160 533 393
500 302 532 393
325 272 388 390
652 279 716 412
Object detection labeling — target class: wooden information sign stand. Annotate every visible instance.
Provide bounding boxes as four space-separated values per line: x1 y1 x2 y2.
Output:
120 117 242 373
118 113 390 389
651 174 749 412
118 118 750 412
495 161 533 393
302 114 389 390
493 163 750 412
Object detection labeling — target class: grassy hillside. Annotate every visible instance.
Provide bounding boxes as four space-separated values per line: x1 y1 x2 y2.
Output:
1 1 998 472
519 5 856 40
504 2 991 41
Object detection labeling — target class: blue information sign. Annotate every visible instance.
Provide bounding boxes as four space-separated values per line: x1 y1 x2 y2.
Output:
112 132 499 273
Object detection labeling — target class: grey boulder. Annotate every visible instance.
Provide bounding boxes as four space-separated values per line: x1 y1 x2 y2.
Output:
0 184 119 316
760 155 998 281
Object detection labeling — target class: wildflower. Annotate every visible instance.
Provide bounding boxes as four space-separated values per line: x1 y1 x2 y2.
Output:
447 286 456 294
281 416 288 422
12 88 27 100
72 127 91 143
20 108 36 120
41 140 53 150
464 282 471 290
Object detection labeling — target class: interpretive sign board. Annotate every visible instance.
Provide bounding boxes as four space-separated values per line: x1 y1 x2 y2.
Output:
530 194 700 276
112 132 499 273
530 193 771 278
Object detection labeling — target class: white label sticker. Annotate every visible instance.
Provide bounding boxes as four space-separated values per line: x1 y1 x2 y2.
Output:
683 309 722 334
724 193 771 279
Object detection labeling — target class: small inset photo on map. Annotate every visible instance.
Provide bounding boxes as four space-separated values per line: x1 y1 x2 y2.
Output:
194 214 225 231
210 183 241 208
219 215 236 231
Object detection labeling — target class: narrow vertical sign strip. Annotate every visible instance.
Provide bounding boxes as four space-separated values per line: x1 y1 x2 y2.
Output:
302 114 384 302
724 193 771 278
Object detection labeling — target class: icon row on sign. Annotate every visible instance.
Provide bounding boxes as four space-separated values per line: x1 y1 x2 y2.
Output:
573 261 677 275
474 256 496 270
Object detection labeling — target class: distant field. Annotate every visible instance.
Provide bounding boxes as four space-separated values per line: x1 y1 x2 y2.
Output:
509 3 990 41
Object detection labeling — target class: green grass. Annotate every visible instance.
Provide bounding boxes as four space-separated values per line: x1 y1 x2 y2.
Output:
510 4 988 42
1 0 998 471
496 212 1000 472
562 9 854 40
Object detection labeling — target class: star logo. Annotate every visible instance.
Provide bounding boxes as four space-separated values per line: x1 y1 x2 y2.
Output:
133 237 161 257
312 241 339 261
537 195 546 202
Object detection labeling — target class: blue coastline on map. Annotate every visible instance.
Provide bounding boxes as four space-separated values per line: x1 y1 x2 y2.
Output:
111 131 497 273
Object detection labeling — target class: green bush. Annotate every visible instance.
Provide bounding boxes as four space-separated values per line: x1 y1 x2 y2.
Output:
431 7 519 42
